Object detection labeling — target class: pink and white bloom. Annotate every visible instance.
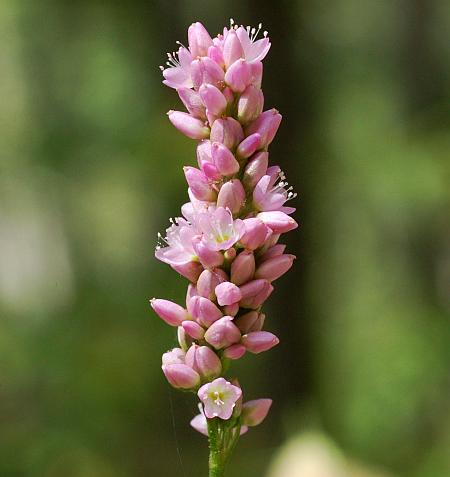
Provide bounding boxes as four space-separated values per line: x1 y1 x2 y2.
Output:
161 46 194 89
198 377 242 419
155 218 198 266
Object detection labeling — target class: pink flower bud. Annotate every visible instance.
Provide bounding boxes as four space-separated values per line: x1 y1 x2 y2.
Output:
162 363 200 389
207 45 225 68
196 268 228 301
199 84 227 119
241 331 279 353
177 325 193 351
223 29 244 67
245 109 282 148
222 86 235 105
216 179 245 215
183 167 217 202
242 151 269 188
223 343 246 360
185 344 222 380
215 281 242 306
192 236 224 269
167 110 210 140
255 254 295 281
237 85 264 125
171 261 203 283
210 117 244 150
250 61 263 88
177 88 206 119
186 283 198 305
239 279 274 308
239 218 272 250
187 295 222 327
188 22 213 58
199 160 221 181
182 320 205 340
234 311 265 334
237 134 261 160
223 302 239 316
257 211 298 234
258 244 286 263
162 348 185 365
196 140 212 166
191 57 225 90
150 298 188 326
211 142 240 176
224 59 251 93
241 399 272 426
204 316 242 349
224 248 237 261
231 250 256 285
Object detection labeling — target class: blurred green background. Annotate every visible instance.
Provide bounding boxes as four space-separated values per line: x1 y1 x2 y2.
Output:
1 1 449 476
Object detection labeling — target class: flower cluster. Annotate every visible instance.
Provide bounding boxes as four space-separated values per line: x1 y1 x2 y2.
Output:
152 20 297 439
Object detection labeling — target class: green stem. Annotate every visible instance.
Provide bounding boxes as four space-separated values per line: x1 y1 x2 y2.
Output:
208 419 226 477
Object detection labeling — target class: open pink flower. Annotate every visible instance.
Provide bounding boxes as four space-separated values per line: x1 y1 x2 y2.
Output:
253 169 296 213
161 46 194 89
198 377 242 419
155 218 198 266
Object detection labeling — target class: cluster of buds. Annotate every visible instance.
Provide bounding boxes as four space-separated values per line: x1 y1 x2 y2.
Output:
152 20 297 440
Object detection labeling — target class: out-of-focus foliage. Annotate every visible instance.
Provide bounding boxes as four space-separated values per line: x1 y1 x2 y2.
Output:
0 1 448 476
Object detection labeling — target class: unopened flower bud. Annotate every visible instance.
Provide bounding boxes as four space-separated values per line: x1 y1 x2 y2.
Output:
234 310 265 334
215 281 242 306
182 320 205 340
224 248 237 261
258 244 286 263
192 236 224 269
210 117 244 150
223 343 246 360
177 325 193 351
207 45 225 68
177 88 206 119
223 29 244 67
162 363 200 389
168 111 210 140
255 254 295 282
211 142 240 176
216 179 245 214
150 298 188 326
196 140 212 166
241 399 272 426
199 84 227 119
191 57 225 90
204 316 241 349
236 133 262 159
257 211 298 234
242 151 269 188
241 331 279 353
187 295 222 327
225 59 251 93
162 348 185 365
183 167 217 202
237 85 264 125
185 344 222 380
245 109 282 148
171 261 203 283
196 268 228 301
239 279 274 308
240 218 272 250
188 22 213 58
199 160 221 181
231 250 255 285
223 302 239 316
250 61 263 88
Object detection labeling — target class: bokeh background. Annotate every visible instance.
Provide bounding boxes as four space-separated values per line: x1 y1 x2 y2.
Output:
1 1 449 476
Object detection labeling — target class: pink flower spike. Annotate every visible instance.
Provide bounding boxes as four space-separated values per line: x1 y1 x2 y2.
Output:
185 344 222 380
236 133 262 159
237 85 264 125
183 167 217 202
223 343 247 360
224 59 252 93
204 316 241 349
231 250 256 286
210 117 244 150
162 348 186 365
188 22 213 58
255 254 296 282
198 377 242 419
257 211 298 234
216 179 245 215
241 331 279 354
187 295 222 327
242 151 269 187
199 84 227 118
215 281 242 306
150 298 188 326
177 88 206 119
211 142 240 176
162 363 200 389
241 399 272 426
182 320 205 340
167 110 210 140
